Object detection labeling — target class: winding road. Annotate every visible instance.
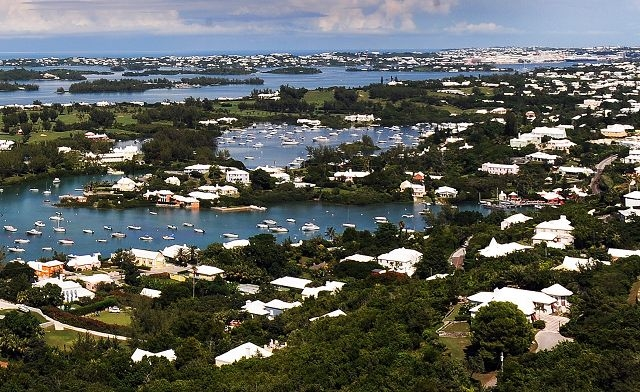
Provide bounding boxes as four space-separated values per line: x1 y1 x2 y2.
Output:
590 154 618 195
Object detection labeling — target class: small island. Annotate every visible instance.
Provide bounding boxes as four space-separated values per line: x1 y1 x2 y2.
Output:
264 66 322 74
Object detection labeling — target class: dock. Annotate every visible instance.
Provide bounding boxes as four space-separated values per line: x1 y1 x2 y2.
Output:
212 205 267 213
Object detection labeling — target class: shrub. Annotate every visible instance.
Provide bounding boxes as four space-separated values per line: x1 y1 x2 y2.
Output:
532 319 546 330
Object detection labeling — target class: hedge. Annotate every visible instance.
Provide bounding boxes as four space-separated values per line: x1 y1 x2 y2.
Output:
42 306 132 337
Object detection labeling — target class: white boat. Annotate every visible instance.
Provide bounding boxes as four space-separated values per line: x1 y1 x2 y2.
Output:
222 233 239 238
42 190 52 196
162 235 175 240
49 215 64 221
53 227 66 233
42 247 53 251
193 228 205 233
312 136 329 142
58 239 74 245
183 222 194 227
127 225 142 230
82 229 94 234
149 211 158 215
167 225 178 230
34 221 45 227
96 239 108 243
244 156 255 160
111 232 126 238
252 143 264 148
342 223 356 228
139 235 153 241
26 229 42 236
29 188 39 192
3 225 17 232
374 216 388 223
301 223 320 231
286 218 296 223
52 178 61 184
269 226 288 233
281 140 300 146
14 239 30 244
401 214 414 218
103 225 112 230
256 223 269 229
263 219 277 225
8 247 25 252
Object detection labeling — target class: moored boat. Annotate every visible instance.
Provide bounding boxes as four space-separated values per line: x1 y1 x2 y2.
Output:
4 225 17 232
139 235 153 241
26 229 42 236
82 229 94 234
167 224 178 230
193 228 205 233
222 233 239 238
58 239 74 245
127 225 142 230
111 232 126 238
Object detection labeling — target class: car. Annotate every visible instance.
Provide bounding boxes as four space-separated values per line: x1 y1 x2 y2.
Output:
108 306 121 313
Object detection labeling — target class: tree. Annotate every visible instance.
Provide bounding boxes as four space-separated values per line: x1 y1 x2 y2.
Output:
249 168 274 190
469 301 534 370
17 283 63 307
89 108 115 128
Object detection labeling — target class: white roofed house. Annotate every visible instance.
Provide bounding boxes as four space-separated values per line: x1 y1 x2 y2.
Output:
225 169 251 185
131 348 176 363
332 169 371 183
263 299 302 317
435 186 458 198
532 215 574 249
301 281 345 299
34 277 95 303
399 180 426 199
66 253 102 271
501 213 533 230
623 190 640 208
184 164 211 174
479 162 520 175
467 287 559 321
541 284 573 311
215 342 272 367
525 152 559 165
270 276 312 290
478 238 533 258
192 265 225 280
74 273 114 292
545 139 576 152
112 177 139 192
377 248 422 277
128 249 166 268
552 256 610 272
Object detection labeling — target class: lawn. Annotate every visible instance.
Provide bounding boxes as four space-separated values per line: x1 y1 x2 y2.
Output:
43 328 83 350
115 113 138 126
57 112 88 125
441 321 470 334
26 130 84 144
440 336 471 361
304 90 334 106
88 310 132 326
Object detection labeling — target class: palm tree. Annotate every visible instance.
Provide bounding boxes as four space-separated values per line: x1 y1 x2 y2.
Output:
325 226 336 242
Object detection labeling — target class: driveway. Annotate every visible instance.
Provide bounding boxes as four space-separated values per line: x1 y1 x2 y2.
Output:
535 313 573 352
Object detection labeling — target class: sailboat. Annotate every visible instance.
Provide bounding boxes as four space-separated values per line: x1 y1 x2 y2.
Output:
53 216 66 233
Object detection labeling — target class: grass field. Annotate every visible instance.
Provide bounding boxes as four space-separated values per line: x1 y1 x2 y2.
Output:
43 328 83 350
88 311 132 326
440 336 471 361
304 90 334 106
115 113 138 126
26 130 84 144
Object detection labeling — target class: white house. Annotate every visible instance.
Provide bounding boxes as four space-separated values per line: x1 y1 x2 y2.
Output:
184 164 211 174
533 215 574 248
619 206 640 222
34 277 95 303
140 288 162 298
624 191 640 208
309 309 346 322
558 166 594 176
377 247 422 277
131 348 176 363
112 177 139 192
480 163 520 175
193 265 225 280
301 281 345 299
399 180 426 198
332 169 370 182
525 152 559 165
467 287 559 321
340 254 376 263
608 248 640 261
128 249 166 268
541 284 573 310
545 139 576 152
263 299 302 317
225 169 250 185
215 342 272 367
435 186 458 198
74 274 114 292
552 256 610 272
270 276 312 290
478 238 533 258
67 253 101 270
501 213 533 230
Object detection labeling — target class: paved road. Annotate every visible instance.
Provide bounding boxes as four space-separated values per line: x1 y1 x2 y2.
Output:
590 154 617 195
0 300 129 341
535 313 573 352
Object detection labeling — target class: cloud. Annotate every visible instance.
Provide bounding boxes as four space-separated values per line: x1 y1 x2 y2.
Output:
0 0 460 37
445 21 510 34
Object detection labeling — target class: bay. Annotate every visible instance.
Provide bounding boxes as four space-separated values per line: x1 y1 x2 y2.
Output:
0 174 485 262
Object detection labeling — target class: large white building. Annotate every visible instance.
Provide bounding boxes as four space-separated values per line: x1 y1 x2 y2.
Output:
225 169 251 184
532 215 575 248
480 162 520 175
215 342 272 367
377 247 422 277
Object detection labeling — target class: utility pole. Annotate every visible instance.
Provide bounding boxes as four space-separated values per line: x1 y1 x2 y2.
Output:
192 265 196 298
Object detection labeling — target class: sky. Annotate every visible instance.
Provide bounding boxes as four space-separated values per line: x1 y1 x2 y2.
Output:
0 0 639 55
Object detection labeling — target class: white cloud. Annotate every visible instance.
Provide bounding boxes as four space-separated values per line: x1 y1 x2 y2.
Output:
445 22 509 34
0 0 460 37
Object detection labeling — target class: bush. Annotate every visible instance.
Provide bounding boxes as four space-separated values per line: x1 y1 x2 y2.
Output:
532 319 546 330
69 297 118 316
42 306 132 337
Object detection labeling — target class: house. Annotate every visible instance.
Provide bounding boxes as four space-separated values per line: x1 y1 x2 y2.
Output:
309 309 346 322
533 215 574 248
552 256 610 272
215 342 272 367
501 213 533 230
225 169 251 185
623 190 640 208
332 169 370 182
377 247 422 277
131 348 176 363
27 260 64 280
34 277 95 303
112 177 138 192
171 195 200 209
164 176 181 186
160 244 193 260
478 238 533 258
541 284 573 310
75 274 114 291
223 239 250 249
270 276 312 290
510 132 543 148
600 124 632 138
140 288 162 298
525 152 559 165
263 299 302 317
531 126 568 139
435 186 458 198
467 287 559 321
67 253 101 271
340 254 376 263
183 164 211 174
545 139 576 152
129 249 166 268
619 206 640 222
193 265 225 280
558 166 594 176
479 163 520 175
608 248 640 261
242 300 270 316
399 180 426 198
301 281 345 299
